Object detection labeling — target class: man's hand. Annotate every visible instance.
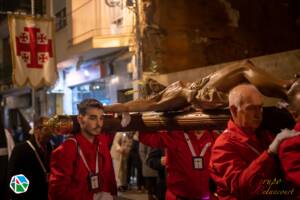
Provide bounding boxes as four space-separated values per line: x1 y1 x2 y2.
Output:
116 146 124 153
121 112 131 127
268 129 300 155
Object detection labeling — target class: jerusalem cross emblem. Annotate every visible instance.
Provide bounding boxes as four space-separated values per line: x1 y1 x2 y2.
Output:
15 27 53 68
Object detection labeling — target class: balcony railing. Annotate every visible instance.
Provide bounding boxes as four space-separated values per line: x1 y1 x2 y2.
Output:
69 0 135 45
0 0 45 21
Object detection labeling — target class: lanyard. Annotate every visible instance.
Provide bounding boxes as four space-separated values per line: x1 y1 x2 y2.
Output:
78 144 99 174
183 133 211 157
245 144 260 156
26 140 48 175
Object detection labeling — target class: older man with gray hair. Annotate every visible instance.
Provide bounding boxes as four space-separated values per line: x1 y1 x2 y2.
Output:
209 84 300 200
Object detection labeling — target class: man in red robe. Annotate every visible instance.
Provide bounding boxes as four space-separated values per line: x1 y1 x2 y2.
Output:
209 84 299 200
48 99 117 200
139 129 218 200
278 81 300 195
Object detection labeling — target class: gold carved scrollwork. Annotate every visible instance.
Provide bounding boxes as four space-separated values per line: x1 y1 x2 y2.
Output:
46 115 74 135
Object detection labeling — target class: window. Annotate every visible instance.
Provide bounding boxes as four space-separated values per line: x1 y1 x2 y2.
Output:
106 0 123 26
71 81 111 114
55 7 67 31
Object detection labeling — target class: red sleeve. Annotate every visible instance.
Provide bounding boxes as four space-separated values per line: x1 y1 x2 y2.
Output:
209 136 277 199
211 130 220 142
278 137 300 187
48 140 79 200
139 131 173 149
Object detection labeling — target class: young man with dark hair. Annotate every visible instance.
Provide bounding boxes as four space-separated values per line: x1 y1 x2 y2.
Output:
49 99 117 200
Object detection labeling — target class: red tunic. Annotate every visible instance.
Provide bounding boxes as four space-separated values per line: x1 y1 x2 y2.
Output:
139 130 217 199
48 133 117 200
278 122 300 190
209 120 280 200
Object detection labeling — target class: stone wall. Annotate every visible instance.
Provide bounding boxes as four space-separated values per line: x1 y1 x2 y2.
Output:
148 49 300 85
140 0 300 73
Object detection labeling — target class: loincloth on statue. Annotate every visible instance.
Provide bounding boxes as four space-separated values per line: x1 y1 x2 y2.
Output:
190 87 228 110
188 75 228 110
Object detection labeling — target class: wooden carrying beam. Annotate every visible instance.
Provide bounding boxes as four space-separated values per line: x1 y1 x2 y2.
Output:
102 110 230 132
48 110 230 135
48 107 294 134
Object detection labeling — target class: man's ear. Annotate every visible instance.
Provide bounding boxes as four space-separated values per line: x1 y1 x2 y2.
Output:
77 115 84 126
289 110 300 122
229 105 237 118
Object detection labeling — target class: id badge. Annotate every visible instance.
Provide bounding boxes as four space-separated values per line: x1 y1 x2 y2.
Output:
88 173 100 192
192 156 204 170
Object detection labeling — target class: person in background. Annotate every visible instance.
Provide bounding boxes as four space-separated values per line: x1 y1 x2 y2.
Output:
0 117 15 200
110 132 133 191
126 132 144 191
10 108 31 144
49 99 117 200
209 84 300 200
146 148 167 200
139 143 158 200
7 117 52 200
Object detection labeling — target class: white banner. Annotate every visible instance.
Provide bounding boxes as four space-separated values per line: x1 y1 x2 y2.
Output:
8 15 57 89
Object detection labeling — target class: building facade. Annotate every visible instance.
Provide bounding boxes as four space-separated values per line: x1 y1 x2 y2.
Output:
50 0 137 115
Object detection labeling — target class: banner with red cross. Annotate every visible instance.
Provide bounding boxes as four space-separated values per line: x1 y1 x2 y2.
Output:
8 15 57 88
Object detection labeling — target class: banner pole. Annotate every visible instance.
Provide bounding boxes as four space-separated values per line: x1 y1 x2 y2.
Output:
31 0 36 123
31 0 35 16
